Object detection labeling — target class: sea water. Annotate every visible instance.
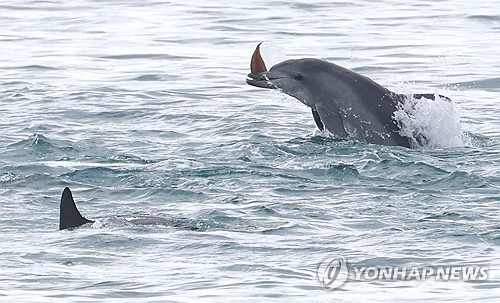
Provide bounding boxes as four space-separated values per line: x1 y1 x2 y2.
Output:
1 0 499 302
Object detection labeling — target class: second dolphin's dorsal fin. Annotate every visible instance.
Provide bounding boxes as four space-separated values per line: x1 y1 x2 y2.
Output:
59 187 94 230
250 42 267 73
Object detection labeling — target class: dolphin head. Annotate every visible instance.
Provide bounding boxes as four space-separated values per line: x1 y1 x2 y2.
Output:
246 44 325 108
248 60 319 103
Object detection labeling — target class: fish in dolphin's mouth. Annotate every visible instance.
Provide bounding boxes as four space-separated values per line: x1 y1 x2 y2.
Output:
246 42 283 89
250 42 267 73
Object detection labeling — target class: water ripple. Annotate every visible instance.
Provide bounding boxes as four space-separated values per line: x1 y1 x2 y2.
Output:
1 0 499 301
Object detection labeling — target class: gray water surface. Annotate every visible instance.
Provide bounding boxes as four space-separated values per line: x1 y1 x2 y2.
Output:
1 1 499 302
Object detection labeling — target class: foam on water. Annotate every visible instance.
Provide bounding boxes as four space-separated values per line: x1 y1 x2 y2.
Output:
394 94 464 149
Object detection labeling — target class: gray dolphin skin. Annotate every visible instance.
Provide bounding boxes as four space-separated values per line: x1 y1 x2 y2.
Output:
246 43 449 148
60 187 94 230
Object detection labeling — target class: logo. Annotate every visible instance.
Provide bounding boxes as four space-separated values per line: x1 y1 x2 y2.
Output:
316 256 489 290
316 256 348 290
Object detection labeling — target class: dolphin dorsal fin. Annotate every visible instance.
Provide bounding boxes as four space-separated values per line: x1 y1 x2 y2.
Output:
59 187 93 230
250 42 267 73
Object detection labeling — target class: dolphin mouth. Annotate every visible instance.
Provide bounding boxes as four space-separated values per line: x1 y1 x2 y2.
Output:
246 72 274 89
246 71 290 89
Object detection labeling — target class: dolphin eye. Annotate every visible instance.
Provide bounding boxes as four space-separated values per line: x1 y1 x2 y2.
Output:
294 72 303 80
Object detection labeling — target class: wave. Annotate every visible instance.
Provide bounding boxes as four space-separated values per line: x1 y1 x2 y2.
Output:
450 77 500 92
394 94 464 149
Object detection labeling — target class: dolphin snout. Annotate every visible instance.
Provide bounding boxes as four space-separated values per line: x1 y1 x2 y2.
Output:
246 72 274 89
247 72 268 81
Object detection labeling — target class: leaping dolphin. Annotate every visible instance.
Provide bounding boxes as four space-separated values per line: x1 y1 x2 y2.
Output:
246 43 450 148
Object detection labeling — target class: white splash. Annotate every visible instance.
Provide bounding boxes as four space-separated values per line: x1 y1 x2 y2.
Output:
259 43 287 69
394 94 463 149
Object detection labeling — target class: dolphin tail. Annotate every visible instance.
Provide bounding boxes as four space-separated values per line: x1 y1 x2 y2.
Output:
59 187 94 230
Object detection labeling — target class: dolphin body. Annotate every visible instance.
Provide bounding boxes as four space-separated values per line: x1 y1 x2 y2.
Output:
246 43 449 148
59 187 173 230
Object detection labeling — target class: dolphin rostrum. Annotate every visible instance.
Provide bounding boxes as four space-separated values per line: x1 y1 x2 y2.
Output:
246 43 450 148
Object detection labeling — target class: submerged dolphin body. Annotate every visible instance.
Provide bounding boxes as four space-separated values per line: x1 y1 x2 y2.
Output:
246 43 449 148
59 187 174 230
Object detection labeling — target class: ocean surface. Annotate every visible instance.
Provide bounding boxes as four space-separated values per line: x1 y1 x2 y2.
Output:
1 0 499 302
